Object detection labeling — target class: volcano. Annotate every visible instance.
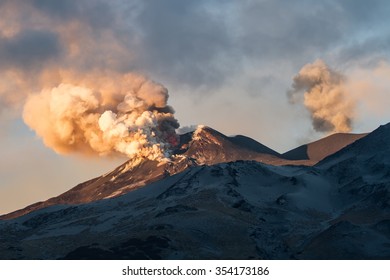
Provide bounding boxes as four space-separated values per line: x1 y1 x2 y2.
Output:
1 125 362 220
0 124 389 259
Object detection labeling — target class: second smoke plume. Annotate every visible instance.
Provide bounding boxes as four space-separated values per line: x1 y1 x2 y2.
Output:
288 59 355 133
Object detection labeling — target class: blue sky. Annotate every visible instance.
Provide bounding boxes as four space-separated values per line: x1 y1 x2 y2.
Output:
1 0 390 214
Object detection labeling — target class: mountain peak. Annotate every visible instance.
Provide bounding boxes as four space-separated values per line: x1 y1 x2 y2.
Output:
174 125 281 165
191 125 227 143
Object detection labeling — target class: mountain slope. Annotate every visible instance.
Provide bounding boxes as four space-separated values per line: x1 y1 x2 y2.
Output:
0 126 371 220
282 132 368 161
0 123 389 259
1 125 283 220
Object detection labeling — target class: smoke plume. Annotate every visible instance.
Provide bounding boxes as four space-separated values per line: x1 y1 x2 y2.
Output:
23 72 179 161
0 1 182 161
288 59 355 133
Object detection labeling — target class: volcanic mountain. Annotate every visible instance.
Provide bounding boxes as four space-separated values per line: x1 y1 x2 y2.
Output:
0 126 363 220
0 124 389 259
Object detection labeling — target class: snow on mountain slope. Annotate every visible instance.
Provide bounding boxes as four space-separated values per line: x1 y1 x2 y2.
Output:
0 161 330 259
0 123 389 259
0 159 388 259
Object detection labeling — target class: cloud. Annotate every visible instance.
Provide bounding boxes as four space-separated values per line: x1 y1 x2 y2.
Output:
234 1 345 59
346 61 390 123
0 30 61 69
131 0 235 88
0 0 132 111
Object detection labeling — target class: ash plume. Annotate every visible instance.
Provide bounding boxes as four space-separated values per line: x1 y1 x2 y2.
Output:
23 72 179 161
288 59 355 133
0 1 180 161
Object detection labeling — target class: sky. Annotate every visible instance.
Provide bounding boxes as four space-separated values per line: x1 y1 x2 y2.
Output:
1 0 390 214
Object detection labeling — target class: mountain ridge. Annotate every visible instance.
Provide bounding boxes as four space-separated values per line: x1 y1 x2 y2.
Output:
0 125 369 220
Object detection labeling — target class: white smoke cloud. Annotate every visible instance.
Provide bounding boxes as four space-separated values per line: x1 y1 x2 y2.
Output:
23 73 179 161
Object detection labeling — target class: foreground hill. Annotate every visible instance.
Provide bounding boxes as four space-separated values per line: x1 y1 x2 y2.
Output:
0 124 388 259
